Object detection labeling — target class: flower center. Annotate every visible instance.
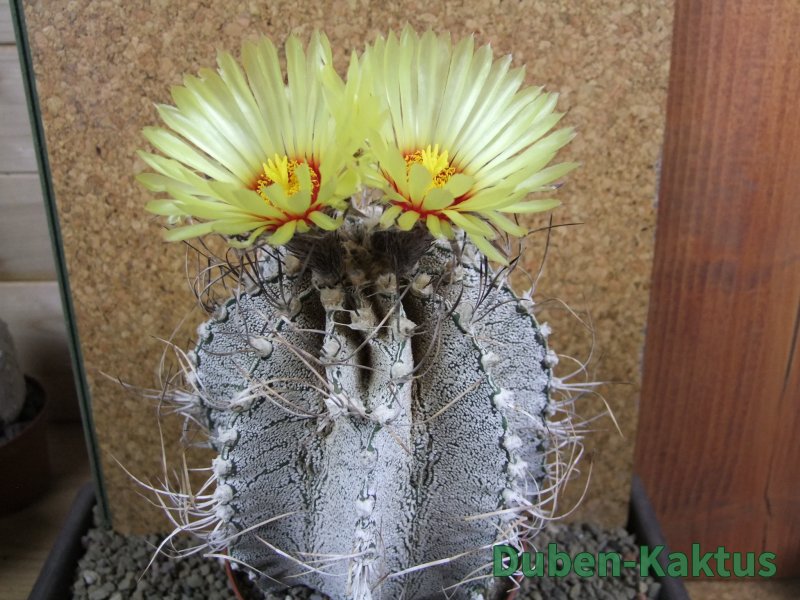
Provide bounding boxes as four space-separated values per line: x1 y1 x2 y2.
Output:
254 154 319 200
405 144 456 188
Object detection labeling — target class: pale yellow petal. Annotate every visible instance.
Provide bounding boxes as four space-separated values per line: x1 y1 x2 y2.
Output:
266 220 297 246
397 209 421 231
468 233 508 265
498 199 562 213
422 188 454 211
308 211 342 231
163 221 216 241
379 204 404 228
408 163 433 203
426 214 444 238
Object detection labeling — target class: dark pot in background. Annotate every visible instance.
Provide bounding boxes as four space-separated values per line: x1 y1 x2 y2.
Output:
0 376 50 515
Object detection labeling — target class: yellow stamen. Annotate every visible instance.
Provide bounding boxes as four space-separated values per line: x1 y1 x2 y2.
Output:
405 144 456 188
254 154 319 201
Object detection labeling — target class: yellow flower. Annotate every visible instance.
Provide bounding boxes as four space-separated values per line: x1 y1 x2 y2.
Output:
138 33 367 247
361 28 577 263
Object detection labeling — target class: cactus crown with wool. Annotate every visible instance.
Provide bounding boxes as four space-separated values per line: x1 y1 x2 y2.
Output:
137 29 586 600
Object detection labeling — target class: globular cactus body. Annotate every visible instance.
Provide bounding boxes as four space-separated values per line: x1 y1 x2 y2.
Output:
185 227 555 599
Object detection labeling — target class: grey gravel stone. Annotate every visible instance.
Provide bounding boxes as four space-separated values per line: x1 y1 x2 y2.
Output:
81 569 99 585
87 581 114 600
117 572 134 591
520 523 657 600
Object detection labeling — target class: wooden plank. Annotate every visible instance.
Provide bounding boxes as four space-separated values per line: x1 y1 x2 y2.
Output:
765 310 800 571
0 45 36 172
0 0 14 45
0 174 54 280
0 281 79 421
635 0 800 577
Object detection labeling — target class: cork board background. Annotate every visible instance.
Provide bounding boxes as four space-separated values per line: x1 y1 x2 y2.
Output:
21 0 672 533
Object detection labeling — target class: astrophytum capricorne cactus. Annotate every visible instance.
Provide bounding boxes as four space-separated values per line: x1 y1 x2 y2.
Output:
183 225 564 600
137 28 584 600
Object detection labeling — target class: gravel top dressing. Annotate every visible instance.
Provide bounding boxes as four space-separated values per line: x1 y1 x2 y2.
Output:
72 509 658 600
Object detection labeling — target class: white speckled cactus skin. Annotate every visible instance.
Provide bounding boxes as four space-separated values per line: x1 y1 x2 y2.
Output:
172 225 566 600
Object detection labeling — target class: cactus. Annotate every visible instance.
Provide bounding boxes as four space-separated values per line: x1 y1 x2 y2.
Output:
137 29 586 600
